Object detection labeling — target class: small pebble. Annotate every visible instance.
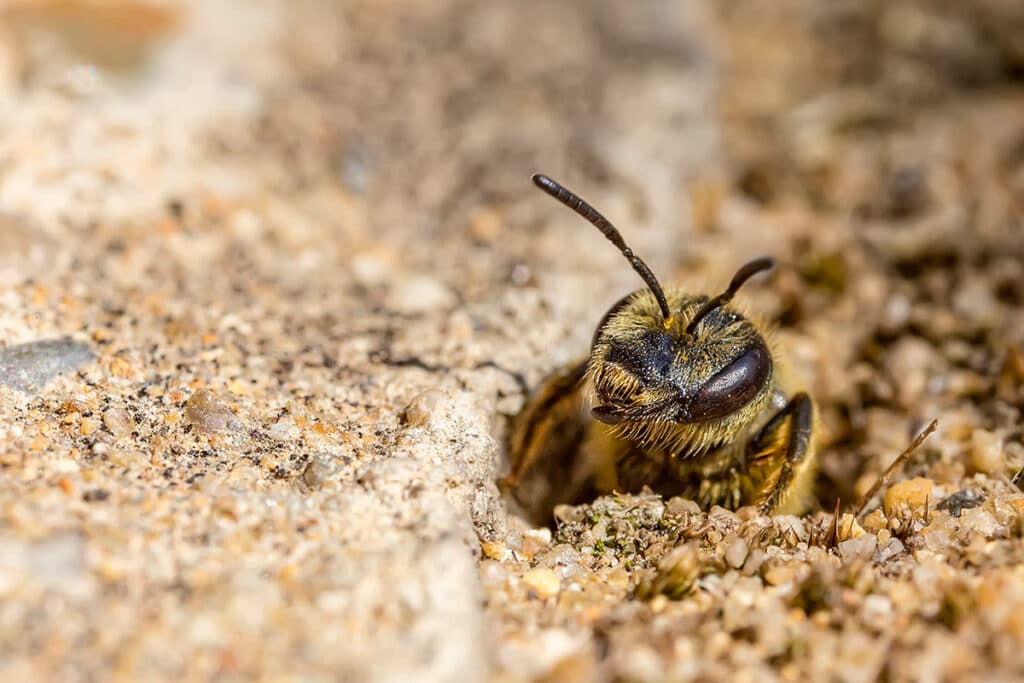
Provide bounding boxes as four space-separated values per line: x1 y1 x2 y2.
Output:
970 429 1004 475
0 338 94 393
79 417 101 436
637 544 702 600
301 453 342 489
267 417 300 442
862 594 893 626
762 559 797 586
349 248 394 287
386 275 456 314
536 545 583 580
57 399 87 416
481 541 508 561
960 507 1002 538
837 534 878 563
102 407 135 438
402 389 449 428
522 528 552 556
837 514 867 542
467 207 503 243
184 389 244 435
937 489 985 518
724 536 749 569
82 489 110 503
883 478 935 517
523 568 560 600
861 509 888 533
876 538 905 563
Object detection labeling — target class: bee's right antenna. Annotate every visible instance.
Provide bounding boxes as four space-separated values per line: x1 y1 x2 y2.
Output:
532 173 672 321
685 257 775 335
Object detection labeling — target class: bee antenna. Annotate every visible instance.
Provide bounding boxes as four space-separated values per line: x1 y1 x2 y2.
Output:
685 257 774 335
532 174 672 320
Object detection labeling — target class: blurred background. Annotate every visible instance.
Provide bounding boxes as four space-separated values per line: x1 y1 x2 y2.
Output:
2 1 1024 681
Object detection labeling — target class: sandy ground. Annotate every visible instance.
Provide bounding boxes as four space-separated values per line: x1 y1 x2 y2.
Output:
1 1 1023 681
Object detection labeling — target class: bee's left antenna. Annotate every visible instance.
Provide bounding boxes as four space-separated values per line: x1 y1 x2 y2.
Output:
532 173 672 321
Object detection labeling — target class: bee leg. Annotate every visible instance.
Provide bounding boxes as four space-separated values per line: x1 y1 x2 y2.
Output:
502 359 592 524
746 392 814 514
502 358 588 487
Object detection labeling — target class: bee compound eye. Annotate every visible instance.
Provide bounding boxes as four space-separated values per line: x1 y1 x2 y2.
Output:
686 344 771 421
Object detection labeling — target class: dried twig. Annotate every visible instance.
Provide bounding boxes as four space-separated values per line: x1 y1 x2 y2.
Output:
854 418 938 517
826 498 841 548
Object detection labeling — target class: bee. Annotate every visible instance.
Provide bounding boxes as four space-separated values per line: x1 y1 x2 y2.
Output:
504 174 816 523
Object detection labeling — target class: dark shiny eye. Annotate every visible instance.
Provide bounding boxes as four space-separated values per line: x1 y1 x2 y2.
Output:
687 344 771 421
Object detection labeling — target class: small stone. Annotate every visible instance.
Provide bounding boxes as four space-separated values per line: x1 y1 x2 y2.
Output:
102 407 135 438
862 509 888 533
523 567 560 600
636 544 703 600
510 263 531 286
82 489 110 503
386 275 456 314
402 388 449 428
481 541 508 561
762 559 797 586
267 416 300 442
184 389 244 435
837 534 878 563
876 538 905 563
970 429 1004 475
467 207 503 243
724 536 749 569
959 507 1002 538
742 548 767 575
0 338 94 393
922 527 956 554
536 545 583 580
522 528 553 556
552 505 582 525
57 399 87 416
861 594 892 627
776 515 809 543
837 514 867 542
937 489 985 518
665 498 701 516
79 417 101 436
883 478 935 517
301 453 342 489
349 248 395 287
107 356 137 379
617 644 664 683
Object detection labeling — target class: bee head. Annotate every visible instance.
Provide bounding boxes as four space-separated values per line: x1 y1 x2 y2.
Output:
588 288 773 428
530 173 774 435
